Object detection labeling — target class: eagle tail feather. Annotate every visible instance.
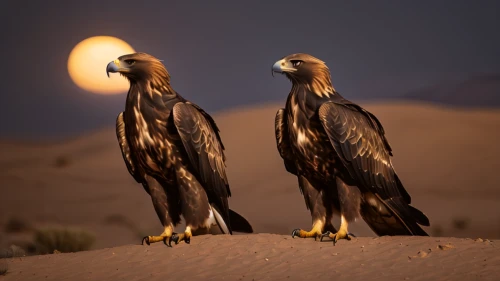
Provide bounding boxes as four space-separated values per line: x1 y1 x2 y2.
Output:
211 204 231 235
408 205 430 227
361 193 429 236
384 197 429 236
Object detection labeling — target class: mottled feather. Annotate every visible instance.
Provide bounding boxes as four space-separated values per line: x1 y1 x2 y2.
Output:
272 53 429 237
116 112 142 183
173 102 231 230
275 109 298 175
318 101 429 234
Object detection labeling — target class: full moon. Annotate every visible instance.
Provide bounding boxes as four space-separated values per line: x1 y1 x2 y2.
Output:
68 36 135 95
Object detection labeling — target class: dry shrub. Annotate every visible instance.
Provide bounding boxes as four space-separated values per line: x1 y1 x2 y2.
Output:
54 155 71 168
432 225 444 236
0 260 7 276
0 245 26 258
452 217 470 230
4 217 32 233
34 227 95 254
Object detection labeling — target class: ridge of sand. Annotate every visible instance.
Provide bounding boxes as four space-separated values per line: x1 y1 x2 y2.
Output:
2 235 499 281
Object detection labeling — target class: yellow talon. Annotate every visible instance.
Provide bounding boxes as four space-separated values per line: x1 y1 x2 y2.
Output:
291 220 324 241
141 225 174 246
171 226 193 245
320 215 353 245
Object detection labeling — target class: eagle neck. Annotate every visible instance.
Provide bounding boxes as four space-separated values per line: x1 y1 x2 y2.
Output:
288 71 335 98
125 81 177 112
287 85 319 120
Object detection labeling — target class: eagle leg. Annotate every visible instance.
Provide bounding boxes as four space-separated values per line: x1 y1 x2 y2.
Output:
170 226 193 245
141 225 175 247
291 219 324 241
319 178 360 245
320 215 353 245
292 176 334 241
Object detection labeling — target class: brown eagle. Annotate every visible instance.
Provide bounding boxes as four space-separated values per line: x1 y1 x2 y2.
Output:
106 52 253 246
272 53 430 244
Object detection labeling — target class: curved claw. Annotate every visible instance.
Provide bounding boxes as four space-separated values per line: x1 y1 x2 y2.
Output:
320 231 331 242
141 236 150 246
291 228 301 238
333 233 351 246
348 232 357 238
171 233 180 245
163 236 173 247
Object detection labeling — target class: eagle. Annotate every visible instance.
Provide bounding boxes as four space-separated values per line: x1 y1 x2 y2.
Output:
271 53 430 244
106 52 253 246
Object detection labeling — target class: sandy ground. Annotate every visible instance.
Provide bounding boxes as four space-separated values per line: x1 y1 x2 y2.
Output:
1 101 500 279
2 235 500 281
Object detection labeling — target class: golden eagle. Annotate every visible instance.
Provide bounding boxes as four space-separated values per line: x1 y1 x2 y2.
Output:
272 53 430 244
106 52 253 246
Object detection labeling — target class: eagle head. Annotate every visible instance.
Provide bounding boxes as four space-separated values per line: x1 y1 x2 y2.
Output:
272 53 334 96
106 52 170 87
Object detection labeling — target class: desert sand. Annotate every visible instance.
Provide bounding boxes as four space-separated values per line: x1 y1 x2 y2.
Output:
1 101 500 279
2 235 500 281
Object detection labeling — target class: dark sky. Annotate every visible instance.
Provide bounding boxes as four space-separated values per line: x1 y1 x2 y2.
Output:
1 0 499 140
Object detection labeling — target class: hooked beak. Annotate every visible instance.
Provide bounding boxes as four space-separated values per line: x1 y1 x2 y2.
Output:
271 59 295 77
106 59 124 78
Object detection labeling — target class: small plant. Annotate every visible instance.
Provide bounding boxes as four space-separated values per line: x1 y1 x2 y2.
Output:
452 217 470 231
34 227 95 254
4 217 32 233
0 245 26 259
7 241 37 256
432 225 444 237
54 155 71 168
0 259 7 276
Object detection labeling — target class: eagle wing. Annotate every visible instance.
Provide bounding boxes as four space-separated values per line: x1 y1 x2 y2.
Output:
172 102 231 228
318 101 429 235
116 112 142 183
275 109 298 175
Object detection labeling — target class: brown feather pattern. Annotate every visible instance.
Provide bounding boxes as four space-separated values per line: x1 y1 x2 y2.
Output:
112 52 252 234
273 53 429 236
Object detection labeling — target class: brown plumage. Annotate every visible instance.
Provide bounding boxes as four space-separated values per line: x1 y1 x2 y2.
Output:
272 53 430 244
107 52 252 246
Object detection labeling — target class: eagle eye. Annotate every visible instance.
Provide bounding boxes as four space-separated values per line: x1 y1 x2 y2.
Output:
124 59 136 65
291 60 303 67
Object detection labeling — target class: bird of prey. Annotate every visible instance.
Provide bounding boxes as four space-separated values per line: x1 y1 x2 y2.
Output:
271 53 430 244
106 52 253 246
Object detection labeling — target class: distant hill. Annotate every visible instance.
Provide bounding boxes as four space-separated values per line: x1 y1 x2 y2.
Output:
2 102 500 253
404 74 500 108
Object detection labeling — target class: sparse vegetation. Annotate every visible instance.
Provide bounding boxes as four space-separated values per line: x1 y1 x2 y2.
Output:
1 245 26 259
452 217 470 231
4 217 32 233
54 155 71 168
0 259 7 276
34 227 95 254
432 225 444 236
0 245 25 276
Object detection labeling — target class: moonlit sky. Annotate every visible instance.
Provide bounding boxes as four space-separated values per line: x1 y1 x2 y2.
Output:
1 0 499 140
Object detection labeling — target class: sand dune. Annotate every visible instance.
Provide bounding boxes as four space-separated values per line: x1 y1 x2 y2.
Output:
405 74 500 108
2 235 499 281
1 101 500 253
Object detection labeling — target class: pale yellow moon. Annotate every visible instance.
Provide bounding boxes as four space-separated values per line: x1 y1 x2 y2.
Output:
68 36 135 95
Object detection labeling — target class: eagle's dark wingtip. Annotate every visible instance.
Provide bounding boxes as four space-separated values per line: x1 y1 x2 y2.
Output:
408 205 430 227
228 209 253 233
